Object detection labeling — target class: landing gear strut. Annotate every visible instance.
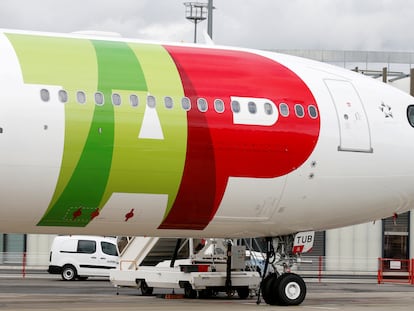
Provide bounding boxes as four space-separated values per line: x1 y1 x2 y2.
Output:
257 236 307 306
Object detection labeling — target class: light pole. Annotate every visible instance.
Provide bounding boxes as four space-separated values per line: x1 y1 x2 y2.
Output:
184 2 208 43
207 0 213 39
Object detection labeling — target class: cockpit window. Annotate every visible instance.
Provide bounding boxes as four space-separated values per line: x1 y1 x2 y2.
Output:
407 105 414 127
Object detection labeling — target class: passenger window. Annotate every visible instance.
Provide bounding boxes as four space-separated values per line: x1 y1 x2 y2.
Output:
197 98 208 112
147 95 156 108
231 100 240 113
407 105 414 127
130 94 139 107
248 101 257 114
264 102 273 115
164 96 173 109
308 105 318 119
40 89 50 102
295 104 305 118
279 103 289 117
101 242 118 256
214 99 225 113
112 93 121 106
181 97 191 111
77 91 86 104
58 90 68 103
77 240 96 254
94 92 104 106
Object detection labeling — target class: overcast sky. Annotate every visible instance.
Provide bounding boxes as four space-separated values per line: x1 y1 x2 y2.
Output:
0 0 413 51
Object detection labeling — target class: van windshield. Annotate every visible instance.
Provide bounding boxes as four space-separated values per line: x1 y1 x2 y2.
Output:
101 242 118 256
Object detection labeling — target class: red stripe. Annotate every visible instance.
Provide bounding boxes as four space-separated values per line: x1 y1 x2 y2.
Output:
159 46 320 230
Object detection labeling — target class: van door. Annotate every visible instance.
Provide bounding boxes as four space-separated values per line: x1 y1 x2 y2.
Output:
76 239 102 276
96 241 119 271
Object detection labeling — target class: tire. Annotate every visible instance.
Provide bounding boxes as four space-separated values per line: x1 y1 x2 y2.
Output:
237 287 250 299
261 274 279 305
275 273 306 306
140 280 154 296
184 284 197 299
61 265 77 281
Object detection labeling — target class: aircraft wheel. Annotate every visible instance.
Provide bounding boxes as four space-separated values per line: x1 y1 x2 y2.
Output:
275 273 306 306
261 273 278 305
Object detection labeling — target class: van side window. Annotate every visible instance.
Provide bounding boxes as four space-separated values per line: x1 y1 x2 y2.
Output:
77 240 96 254
101 242 118 256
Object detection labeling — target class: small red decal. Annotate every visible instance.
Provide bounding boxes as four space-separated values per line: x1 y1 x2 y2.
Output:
90 208 100 221
72 207 82 220
125 209 134 222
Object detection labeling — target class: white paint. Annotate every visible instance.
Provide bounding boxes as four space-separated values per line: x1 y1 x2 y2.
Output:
231 96 278 126
88 192 167 229
138 104 164 140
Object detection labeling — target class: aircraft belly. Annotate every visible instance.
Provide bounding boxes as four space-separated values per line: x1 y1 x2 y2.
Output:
213 176 287 221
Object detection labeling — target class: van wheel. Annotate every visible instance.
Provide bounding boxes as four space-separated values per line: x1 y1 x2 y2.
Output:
61 265 77 281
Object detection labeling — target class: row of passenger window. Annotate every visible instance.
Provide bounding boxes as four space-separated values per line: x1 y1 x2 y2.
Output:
40 88 318 119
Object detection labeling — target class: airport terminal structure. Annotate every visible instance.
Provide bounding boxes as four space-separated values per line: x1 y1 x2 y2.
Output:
1 50 414 275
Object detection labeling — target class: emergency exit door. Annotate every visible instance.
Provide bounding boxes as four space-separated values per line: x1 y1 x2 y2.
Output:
324 79 373 153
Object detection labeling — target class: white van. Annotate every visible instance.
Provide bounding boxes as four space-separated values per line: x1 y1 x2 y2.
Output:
48 235 119 281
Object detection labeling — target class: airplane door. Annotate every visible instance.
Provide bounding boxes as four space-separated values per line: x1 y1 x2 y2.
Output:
324 79 373 153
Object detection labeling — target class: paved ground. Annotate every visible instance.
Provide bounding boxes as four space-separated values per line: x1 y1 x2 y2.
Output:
1 274 414 310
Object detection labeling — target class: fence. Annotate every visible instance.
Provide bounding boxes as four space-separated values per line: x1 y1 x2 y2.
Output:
377 258 414 285
0 252 49 278
1 252 413 284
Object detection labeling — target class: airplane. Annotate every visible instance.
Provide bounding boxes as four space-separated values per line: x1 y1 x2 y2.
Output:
1 28 414 306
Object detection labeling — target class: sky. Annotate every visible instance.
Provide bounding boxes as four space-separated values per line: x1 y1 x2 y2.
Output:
0 0 414 51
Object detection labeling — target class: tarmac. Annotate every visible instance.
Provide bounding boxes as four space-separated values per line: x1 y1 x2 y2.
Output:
1 272 414 311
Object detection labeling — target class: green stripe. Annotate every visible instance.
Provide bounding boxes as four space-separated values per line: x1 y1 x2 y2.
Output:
7 34 188 228
38 40 148 226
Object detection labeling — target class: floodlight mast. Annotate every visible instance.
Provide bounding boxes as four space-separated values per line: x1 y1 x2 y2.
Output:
184 2 208 43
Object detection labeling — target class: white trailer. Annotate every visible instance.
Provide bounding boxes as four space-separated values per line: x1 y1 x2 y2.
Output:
110 263 261 299
110 239 262 299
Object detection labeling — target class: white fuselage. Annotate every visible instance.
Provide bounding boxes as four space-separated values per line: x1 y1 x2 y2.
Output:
0 29 413 238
